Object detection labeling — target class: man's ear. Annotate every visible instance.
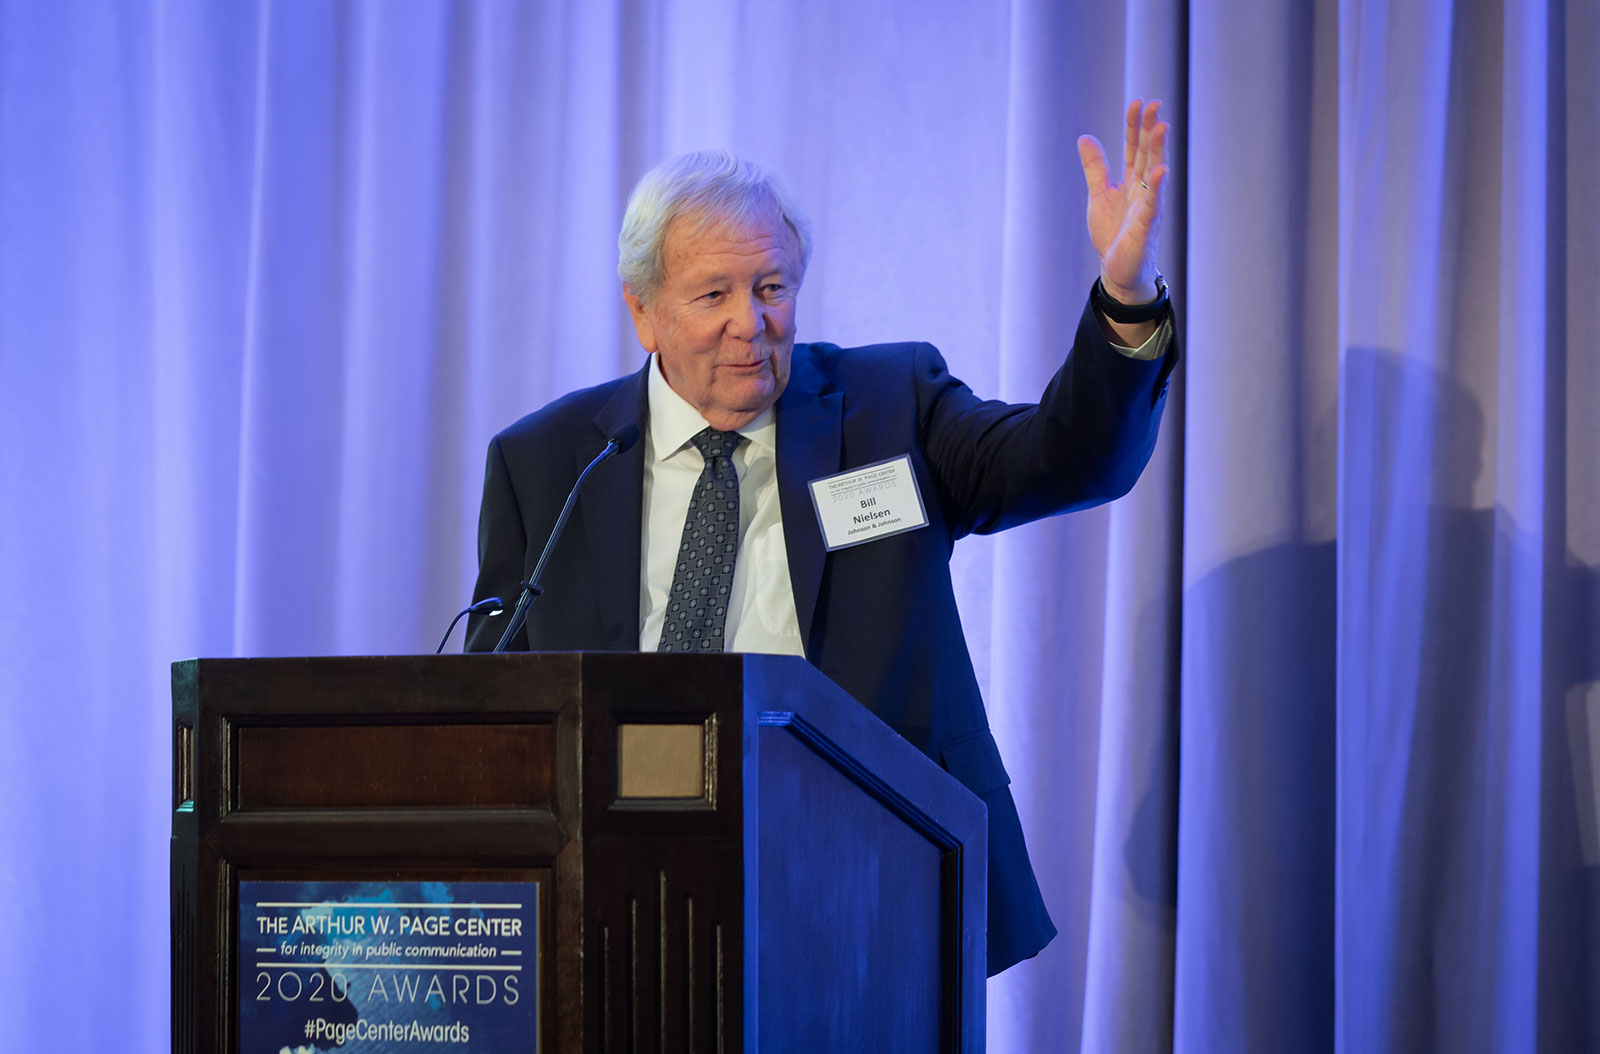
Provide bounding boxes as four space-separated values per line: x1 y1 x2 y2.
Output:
622 284 657 353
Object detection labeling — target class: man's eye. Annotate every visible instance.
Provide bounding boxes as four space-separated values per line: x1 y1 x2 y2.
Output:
760 284 785 296
700 290 724 302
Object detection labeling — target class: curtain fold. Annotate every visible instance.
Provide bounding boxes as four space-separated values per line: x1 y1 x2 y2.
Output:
1 1 1595 1050
1334 1 1600 1052
1176 1 1340 1049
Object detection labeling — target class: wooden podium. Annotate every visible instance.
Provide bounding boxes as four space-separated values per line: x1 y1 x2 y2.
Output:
171 653 986 1051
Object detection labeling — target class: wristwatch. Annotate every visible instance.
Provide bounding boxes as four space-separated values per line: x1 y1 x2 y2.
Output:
1092 272 1169 324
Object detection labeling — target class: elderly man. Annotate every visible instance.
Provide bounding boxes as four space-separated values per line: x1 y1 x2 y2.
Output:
466 101 1178 974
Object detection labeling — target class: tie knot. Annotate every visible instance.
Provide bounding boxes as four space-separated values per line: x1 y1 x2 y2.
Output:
690 427 741 462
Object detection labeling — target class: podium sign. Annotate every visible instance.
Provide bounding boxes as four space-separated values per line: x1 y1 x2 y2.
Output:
239 880 539 1052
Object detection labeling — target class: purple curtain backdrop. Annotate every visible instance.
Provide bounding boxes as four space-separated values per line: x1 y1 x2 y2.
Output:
2 1 1596 1050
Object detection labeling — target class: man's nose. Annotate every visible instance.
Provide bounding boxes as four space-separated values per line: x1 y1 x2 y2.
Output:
725 291 765 341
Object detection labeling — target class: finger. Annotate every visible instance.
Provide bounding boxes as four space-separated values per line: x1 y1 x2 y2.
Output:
1145 164 1167 207
1132 100 1162 184
1133 120 1167 193
1117 163 1167 251
1122 99 1141 188
1078 134 1110 196
1146 119 1169 175
1135 163 1168 235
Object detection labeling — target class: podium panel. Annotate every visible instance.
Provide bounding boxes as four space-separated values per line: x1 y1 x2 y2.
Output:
172 653 985 1051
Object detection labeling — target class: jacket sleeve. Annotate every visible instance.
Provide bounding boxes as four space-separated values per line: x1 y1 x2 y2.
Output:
918 291 1178 539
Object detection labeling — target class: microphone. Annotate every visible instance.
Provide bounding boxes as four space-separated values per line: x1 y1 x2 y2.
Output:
435 596 504 654
491 424 640 653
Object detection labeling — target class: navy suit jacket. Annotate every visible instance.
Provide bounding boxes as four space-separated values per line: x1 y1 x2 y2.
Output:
465 295 1178 973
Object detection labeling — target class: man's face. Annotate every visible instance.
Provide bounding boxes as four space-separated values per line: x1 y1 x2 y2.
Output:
624 208 802 432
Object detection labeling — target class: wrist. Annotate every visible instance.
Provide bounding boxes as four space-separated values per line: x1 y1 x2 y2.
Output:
1100 276 1158 305
1092 272 1169 324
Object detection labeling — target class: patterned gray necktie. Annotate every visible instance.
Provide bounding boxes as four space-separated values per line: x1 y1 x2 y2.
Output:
658 427 743 652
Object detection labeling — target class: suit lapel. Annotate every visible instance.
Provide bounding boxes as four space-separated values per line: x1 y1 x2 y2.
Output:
775 347 843 658
580 361 650 649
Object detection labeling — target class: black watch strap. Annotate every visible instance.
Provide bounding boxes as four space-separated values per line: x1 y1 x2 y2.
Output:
1093 273 1169 324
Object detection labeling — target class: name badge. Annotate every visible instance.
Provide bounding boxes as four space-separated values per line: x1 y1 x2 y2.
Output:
808 454 929 551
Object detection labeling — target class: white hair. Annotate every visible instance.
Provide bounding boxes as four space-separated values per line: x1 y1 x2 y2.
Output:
617 149 813 303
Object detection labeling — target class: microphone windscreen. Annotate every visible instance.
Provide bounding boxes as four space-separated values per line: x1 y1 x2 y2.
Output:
610 424 641 454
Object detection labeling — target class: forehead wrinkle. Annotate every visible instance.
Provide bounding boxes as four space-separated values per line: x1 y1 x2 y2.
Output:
685 258 787 282
666 240 795 289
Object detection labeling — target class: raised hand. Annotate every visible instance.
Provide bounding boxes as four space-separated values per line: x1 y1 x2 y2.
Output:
1077 99 1169 305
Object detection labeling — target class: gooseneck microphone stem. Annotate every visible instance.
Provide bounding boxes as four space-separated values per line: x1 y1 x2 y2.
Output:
492 425 639 653
436 596 505 654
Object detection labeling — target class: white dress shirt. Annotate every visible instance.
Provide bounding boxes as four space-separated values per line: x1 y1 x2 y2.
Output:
639 355 806 656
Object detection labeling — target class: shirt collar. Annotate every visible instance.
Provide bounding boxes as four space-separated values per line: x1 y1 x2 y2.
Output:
645 353 776 461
